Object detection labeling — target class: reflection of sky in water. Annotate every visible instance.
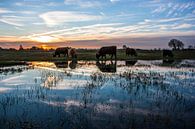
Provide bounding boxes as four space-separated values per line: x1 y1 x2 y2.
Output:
0 60 195 129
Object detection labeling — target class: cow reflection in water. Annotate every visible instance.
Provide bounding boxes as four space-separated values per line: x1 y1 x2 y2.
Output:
54 61 68 68
96 60 116 73
125 60 137 66
162 59 182 67
54 60 77 69
163 59 175 64
69 60 77 69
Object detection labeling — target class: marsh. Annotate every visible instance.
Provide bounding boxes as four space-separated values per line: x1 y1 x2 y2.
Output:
0 60 195 129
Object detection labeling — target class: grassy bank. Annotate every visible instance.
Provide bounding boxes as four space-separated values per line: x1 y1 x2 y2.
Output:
0 49 195 64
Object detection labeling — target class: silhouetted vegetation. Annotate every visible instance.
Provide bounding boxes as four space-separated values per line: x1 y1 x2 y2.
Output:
168 39 184 50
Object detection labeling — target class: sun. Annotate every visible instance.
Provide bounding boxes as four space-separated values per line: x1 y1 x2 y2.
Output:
40 44 54 50
32 36 55 43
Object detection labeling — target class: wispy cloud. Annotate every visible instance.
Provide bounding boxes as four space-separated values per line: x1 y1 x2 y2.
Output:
151 1 195 17
152 5 166 13
22 16 195 42
0 8 12 14
64 0 102 8
110 0 120 3
172 23 194 29
39 11 102 27
0 15 25 26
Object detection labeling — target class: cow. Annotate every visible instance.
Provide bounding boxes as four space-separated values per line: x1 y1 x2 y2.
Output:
69 48 77 59
53 47 70 57
126 48 137 57
163 50 173 58
96 46 116 60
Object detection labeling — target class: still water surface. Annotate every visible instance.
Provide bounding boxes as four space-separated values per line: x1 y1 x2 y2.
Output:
0 60 195 129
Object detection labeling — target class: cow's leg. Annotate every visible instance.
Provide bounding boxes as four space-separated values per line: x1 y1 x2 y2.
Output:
111 60 113 64
102 55 104 60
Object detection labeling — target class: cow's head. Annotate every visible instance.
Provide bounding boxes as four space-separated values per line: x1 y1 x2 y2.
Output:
96 52 100 59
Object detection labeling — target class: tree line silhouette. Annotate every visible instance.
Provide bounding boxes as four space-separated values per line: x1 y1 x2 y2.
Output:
0 39 194 51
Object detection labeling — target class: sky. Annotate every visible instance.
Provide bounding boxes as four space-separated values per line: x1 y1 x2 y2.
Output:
0 0 195 49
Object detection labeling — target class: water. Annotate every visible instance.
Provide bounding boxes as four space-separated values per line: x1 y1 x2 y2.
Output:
0 60 195 129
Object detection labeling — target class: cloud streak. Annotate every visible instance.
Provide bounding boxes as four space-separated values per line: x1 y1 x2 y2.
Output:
39 11 102 27
64 0 102 8
0 8 13 14
21 16 195 42
0 15 25 26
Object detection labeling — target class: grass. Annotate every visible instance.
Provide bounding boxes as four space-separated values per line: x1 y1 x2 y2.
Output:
0 49 195 65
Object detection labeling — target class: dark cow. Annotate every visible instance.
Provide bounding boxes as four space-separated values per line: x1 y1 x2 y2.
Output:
69 48 77 59
96 61 116 73
53 47 69 57
163 50 173 58
96 46 116 60
126 48 137 56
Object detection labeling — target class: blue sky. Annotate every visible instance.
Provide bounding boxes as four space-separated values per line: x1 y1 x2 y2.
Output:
0 0 195 48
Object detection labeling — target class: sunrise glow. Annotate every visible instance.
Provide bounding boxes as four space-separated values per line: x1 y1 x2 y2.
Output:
32 36 55 43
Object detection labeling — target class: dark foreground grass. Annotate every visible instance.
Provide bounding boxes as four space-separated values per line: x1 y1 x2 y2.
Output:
0 49 195 65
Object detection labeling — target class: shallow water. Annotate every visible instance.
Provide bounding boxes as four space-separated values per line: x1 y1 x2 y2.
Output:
0 60 195 129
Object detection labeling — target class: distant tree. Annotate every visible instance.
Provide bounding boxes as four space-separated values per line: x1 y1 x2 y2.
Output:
19 44 24 51
188 45 193 49
30 46 39 50
49 48 55 51
9 48 17 51
29 46 45 51
176 41 184 50
168 39 184 50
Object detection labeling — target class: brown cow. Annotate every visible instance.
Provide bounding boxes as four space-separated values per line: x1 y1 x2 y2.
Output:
126 48 137 56
96 46 116 60
53 47 70 57
69 48 77 59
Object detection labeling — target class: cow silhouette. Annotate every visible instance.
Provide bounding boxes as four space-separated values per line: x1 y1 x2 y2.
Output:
69 48 77 59
126 48 137 57
96 46 116 60
53 47 70 57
